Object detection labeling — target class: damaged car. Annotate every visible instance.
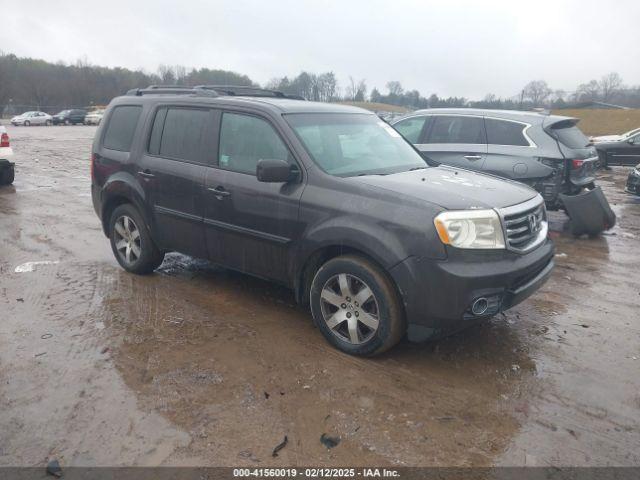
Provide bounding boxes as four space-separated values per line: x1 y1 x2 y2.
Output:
92 86 555 356
626 163 640 195
392 109 615 235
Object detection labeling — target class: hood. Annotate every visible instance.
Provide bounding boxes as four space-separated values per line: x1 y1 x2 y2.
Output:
349 166 538 210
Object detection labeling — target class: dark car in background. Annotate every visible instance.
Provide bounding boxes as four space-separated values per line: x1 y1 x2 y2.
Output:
53 109 88 125
91 85 554 356
392 109 598 210
626 164 640 195
595 130 640 167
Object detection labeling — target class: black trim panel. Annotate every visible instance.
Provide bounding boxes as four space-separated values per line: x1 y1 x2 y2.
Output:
203 218 291 245
155 205 202 222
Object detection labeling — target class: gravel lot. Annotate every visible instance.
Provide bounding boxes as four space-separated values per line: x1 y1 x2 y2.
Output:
1 125 639 467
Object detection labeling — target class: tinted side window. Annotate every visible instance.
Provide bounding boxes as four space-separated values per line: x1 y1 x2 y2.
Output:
485 119 529 146
218 113 290 175
427 116 486 144
103 106 142 152
157 108 209 162
393 116 427 143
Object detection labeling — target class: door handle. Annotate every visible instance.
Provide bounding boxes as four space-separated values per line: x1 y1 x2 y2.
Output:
463 155 482 161
138 169 155 178
208 186 231 200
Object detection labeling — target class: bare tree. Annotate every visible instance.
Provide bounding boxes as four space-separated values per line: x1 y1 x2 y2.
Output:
599 72 623 101
576 80 600 101
386 80 404 96
523 80 552 106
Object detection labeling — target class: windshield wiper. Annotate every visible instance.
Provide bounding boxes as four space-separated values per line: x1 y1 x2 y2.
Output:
408 166 427 171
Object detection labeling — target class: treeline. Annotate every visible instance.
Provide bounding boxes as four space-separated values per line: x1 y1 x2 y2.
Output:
0 52 254 114
2 51 640 116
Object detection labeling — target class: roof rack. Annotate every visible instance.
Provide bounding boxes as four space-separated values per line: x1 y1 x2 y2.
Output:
194 85 305 100
126 85 218 97
125 85 305 100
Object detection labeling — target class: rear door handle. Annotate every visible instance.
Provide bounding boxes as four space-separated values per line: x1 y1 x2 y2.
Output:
463 155 482 161
138 169 155 178
208 186 232 200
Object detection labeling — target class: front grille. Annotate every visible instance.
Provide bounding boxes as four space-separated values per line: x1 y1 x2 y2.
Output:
500 198 547 253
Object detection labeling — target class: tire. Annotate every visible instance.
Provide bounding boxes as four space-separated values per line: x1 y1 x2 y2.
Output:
64 119 70 126
46 120 52 126
108 204 164 274
310 254 405 356
1 165 15 185
24 120 30 126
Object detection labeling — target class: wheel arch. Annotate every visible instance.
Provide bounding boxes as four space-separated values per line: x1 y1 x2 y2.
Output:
100 176 153 237
294 242 405 308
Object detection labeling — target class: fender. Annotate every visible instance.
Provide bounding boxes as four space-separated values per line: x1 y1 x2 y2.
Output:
291 215 416 301
100 172 156 237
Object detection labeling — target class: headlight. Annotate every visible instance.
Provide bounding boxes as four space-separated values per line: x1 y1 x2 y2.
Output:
434 209 505 249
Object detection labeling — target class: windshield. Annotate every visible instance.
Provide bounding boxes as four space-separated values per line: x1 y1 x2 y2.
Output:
57 110 71 115
624 127 640 138
285 113 426 177
553 124 590 149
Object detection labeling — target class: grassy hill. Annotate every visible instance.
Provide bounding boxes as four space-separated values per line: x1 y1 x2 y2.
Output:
340 101 409 113
552 109 640 136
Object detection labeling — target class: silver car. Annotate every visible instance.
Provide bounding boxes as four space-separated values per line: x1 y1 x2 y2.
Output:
10 111 53 126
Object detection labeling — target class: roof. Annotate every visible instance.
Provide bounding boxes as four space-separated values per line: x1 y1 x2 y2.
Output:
393 108 575 125
119 85 372 115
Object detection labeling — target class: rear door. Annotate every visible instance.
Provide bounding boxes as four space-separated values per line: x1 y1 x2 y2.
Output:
417 115 487 170
136 105 214 258
482 117 538 180
203 110 305 283
605 133 640 166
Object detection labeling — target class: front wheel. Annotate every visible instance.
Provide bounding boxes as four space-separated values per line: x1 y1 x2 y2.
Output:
24 120 31 126
109 204 164 274
310 255 405 356
46 120 52 126
64 119 70 126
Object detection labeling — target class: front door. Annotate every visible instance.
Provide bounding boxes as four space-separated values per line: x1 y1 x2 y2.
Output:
607 133 640 166
415 115 487 171
204 111 305 283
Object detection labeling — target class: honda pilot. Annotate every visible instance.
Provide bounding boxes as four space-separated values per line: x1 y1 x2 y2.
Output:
91 86 555 356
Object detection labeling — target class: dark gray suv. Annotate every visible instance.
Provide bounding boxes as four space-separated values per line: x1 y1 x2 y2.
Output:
91 86 554 356
392 109 598 210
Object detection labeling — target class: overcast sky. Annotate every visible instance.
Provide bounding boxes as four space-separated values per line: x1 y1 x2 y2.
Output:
1 0 638 99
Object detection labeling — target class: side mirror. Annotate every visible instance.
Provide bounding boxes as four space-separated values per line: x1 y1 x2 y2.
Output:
256 159 298 183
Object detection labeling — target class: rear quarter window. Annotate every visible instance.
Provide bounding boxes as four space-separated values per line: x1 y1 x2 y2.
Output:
103 105 142 152
485 118 530 146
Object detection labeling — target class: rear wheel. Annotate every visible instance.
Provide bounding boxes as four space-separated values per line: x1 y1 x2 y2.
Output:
109 204 164 274
310 255 405 356
0 165 15 185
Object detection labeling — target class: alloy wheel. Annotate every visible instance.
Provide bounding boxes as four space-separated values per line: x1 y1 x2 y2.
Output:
319 273 380 345
113 215 142 265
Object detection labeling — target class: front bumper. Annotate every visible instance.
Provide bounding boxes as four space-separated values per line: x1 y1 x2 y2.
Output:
389 239 555 341
626 169 640 195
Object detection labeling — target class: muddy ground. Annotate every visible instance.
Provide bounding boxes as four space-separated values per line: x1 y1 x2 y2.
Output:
0 125 639 467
